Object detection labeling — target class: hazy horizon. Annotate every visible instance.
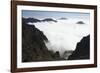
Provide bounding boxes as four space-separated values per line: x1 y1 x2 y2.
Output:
22 10 90 21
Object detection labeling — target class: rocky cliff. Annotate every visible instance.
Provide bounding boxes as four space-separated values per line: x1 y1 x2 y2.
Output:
68 35 90 60
22 18 65 62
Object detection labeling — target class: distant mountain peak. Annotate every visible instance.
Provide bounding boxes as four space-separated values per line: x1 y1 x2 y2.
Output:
59 17 67 20
22 17 41 23
76 21 85 24
22 17 57 23
42 18 57 22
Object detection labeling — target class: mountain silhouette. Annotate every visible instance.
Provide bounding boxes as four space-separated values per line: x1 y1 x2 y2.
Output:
76 21 85 24
42 18 57 22
22 17 41 23
59 17 67 20
68 35 90 60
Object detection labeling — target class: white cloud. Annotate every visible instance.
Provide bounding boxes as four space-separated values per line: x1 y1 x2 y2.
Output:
28 19 90 57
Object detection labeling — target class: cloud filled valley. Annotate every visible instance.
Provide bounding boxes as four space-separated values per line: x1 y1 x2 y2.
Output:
27 17 90 56
22 11 90 61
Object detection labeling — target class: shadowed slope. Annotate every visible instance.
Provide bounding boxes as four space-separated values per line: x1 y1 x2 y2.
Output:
22 18 65 62
68 35 90 60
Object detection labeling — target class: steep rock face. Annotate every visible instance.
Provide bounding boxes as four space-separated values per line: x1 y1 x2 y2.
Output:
22 18 64 62
68 35 90 60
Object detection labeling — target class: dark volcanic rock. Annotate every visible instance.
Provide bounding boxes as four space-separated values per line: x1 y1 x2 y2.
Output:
42 18 57 22
68 35 90 60
22 18 64 62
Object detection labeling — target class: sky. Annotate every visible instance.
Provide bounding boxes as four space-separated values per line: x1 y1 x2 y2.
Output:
22 10 90 21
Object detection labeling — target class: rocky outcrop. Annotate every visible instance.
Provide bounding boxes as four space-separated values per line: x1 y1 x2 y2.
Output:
42 18 57 22
22 18 64 62
68 35 90 60
22 17 41 23
76 21 85 24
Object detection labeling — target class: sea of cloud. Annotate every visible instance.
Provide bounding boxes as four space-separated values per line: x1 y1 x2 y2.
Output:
28 18 90 57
